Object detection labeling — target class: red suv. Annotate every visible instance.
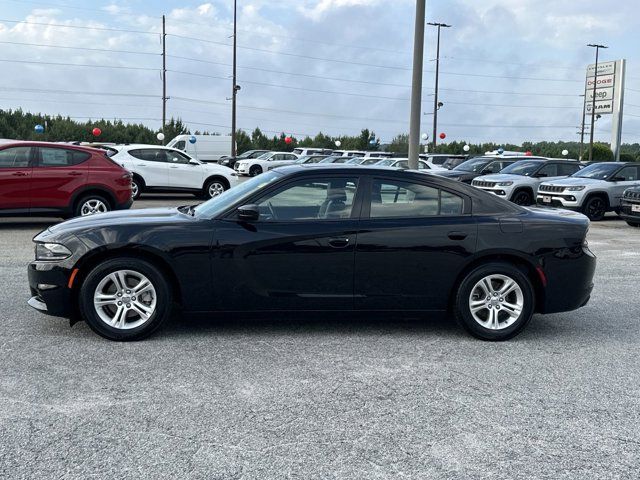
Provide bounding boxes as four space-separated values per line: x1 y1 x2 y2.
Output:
0 142 132 218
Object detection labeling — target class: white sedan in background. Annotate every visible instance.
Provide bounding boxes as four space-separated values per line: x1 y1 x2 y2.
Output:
234 151 299 176
109 144 237 199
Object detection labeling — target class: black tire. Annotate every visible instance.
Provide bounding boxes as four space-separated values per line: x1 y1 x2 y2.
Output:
453 262 535 341
74 193 111 218
626 221 640 228
511 189 533 206
249 165 262 177
582 196 607 221
78 257 173 341
203 177 229 199
131 176 144 200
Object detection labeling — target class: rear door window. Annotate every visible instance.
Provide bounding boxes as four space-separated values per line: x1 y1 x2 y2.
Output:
536 163 558 177
369 179 464 218
0 147 32 168
558 163 581 176
129 149 168 162
38 147 90 167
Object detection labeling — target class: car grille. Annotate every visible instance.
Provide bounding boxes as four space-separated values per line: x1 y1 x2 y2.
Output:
473 180 496 188
539 185 564 193
624 190 640 200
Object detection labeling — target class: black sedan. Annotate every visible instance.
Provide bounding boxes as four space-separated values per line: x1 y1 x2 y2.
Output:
28 165 596 341
435 156 518 183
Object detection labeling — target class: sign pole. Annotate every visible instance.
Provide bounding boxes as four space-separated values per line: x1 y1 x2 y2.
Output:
610 59 625 161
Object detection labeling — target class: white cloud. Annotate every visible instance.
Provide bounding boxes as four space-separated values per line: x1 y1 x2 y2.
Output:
298 0 385 21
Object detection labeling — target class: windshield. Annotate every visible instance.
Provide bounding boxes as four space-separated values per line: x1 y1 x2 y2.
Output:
295 156 312 163
345 158 362 164
499 160 544 176
375 159 395 166
319 157 336 163
194 170 282 217
572 163 619 180
454 157 490 172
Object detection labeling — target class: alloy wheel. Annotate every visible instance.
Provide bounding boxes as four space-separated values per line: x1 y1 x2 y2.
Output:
80 199 109 216
131 181 139 198
586 198 605 220
208 182 225 197
93 270 157 330
468 274 524 330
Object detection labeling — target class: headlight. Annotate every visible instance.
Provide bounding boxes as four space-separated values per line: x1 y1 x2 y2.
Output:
567 186 585 191
496 181 513 186
35 242 72 261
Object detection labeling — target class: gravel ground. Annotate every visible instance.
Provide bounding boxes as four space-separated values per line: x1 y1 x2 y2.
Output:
0 196 638 479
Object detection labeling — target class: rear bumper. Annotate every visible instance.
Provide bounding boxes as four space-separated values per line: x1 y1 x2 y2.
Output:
115 197 133 211
538 246 596 314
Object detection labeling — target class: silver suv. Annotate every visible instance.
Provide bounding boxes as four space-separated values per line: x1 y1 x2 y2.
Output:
537 162 640 221
471 158 582 205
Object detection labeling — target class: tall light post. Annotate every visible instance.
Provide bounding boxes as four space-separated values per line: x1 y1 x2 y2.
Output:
231 0 238 157
408 0 426 170
587 43 608 162
428 22 451 152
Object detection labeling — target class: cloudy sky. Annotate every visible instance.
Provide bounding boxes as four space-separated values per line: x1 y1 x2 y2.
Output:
0 0 639 145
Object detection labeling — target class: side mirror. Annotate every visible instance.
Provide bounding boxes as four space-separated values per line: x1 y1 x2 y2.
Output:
189 159 200 165
237 204 260 221
481 168 491 175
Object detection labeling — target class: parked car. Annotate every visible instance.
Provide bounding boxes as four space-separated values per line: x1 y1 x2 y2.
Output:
27 165 595 341
472 159 582 205
329 150 366 157
295 155 330 164
441 156 474 170
537 162 640 221
0 142 132 218
364 151 394 158
234 151 299 176
293 148 333 156
218 149 270 168
373 158 431 170
435 156 518 184
620 186 640 227
319 156 351 164
419 154 466 170
109 144 236 199
166 134 232 162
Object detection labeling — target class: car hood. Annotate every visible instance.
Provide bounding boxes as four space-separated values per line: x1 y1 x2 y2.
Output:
48 207 193 235
476 174 527 183
436 170 475 178
540 177 605 187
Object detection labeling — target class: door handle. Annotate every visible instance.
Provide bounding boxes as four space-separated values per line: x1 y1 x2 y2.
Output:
136 163 147 166
68 171 82 176
328 238 350 248
170 166 179 168
11 171 28 176
448 231 468 241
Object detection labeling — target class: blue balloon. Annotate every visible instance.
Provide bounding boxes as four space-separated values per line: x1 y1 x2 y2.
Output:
189 136 197 144
369 138 376 144
498 148 504 154
34 124 44 134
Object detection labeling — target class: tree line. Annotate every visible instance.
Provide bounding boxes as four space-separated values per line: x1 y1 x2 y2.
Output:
1 109 638 161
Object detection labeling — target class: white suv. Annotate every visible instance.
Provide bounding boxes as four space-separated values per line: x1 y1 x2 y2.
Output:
471 158 582 205
537 162 640 220
110 145 237 199
234 151 299 176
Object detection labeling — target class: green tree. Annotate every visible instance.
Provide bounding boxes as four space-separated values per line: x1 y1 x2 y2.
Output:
590 143 614 162
235 129 252 154
389 134 409 154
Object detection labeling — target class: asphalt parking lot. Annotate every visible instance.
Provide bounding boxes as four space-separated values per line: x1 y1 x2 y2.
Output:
1 196 639 479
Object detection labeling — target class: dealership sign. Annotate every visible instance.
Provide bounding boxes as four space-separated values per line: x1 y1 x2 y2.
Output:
583 59 626 161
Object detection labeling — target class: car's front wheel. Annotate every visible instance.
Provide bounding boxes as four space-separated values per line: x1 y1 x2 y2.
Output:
203 177 228 199
454 262 535 341
78 257 172 341
511 189 532 206
131 177 144 200
583 196 607 221
249 165 262 177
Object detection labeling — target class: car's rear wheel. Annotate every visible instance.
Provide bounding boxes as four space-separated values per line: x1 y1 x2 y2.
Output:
454 262 535 341
511 189 532 206
203 177 228 199
249 165 262 177
75 194 111 217
78 258 172 341
583 196 607 221
131 177 144 200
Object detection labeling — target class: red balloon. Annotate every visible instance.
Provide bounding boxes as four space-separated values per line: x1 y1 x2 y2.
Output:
92 127 102 137
439 132 446 139
284 136 292 144
525 151 533 156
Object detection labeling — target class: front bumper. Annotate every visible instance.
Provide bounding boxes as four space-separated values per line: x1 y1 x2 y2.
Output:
536 192 583 210
619 200 640 223
234 164 250 175
27 262 74 318
473 186 512 198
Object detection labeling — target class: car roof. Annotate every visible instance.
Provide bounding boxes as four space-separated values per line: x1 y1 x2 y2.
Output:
0 140 104 153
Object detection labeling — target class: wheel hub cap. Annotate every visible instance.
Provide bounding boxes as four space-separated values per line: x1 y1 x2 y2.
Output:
469 274 524 330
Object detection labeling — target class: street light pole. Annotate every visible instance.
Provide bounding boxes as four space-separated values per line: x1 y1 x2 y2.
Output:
161 14 167 144
231 0 238 157
408 0 426 170
428 22 451 153
587 43 607 162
